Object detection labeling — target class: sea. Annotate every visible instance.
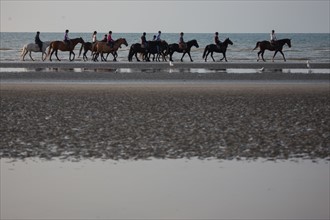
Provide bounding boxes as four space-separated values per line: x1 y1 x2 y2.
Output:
0 32 329 63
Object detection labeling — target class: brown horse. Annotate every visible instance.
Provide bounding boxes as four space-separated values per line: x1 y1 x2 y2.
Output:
92 38 128 62
47 37 85 61
253 38 291 62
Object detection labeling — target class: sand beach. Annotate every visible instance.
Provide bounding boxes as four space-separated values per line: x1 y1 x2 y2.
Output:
1 62 329 161
1 62 330 219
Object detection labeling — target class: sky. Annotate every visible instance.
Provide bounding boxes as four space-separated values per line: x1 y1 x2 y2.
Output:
1 0 329 33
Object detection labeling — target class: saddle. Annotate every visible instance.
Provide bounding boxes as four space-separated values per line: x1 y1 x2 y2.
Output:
270 40 278 48
179 43 187 50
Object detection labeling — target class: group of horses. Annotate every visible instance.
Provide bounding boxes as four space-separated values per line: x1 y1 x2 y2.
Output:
21 37 292 62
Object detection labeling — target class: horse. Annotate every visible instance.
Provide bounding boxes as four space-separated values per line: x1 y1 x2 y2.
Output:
78 42 94 61
47 38 85 61
253 38 291 62
128 43 148 62
21 41 51 61
168 39 199 62
92 38 128 62
79 42 118 61
202 38 233 62
128 40 169 62
147 40 169 62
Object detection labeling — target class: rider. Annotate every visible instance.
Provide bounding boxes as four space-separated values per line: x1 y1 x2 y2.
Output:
214 32 221 48
270 29 277 46
156 31 161 53
156 31 161 41
102 34 107 42
141 32 148 49
92 31 97 43
107 31 115 48
35 31 43 52
64 29 71 47
179 32 186 50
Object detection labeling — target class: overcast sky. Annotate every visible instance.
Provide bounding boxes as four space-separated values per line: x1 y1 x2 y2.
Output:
1 0 329 33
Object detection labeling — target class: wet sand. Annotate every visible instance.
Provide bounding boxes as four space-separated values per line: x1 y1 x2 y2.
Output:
1 81 329 161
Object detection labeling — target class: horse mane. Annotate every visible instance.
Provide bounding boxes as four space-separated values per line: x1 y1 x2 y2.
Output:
188 39 197 43
115 38 125 42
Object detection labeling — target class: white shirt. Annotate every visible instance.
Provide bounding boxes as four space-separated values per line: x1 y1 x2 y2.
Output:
92 34 97 43
270 33 277 41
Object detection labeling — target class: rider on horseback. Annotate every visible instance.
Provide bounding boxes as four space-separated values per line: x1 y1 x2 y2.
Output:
92 31 97 43
35 31 43 52
214 32 221 49
270 30 277 47
179 32 187 50
64 29 71 48
156 31 161 53
107 31 115 48
141 32 148 49
102 34 107 42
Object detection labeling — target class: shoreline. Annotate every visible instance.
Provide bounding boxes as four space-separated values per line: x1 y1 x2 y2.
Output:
1 61 329 69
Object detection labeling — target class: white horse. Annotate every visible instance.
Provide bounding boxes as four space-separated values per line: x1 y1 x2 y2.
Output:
21 41 51 61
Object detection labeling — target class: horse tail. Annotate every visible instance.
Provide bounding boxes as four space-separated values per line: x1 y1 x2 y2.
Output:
128 44 134 62
20 45 27 57
78 43 84 57
202 46 208 58
253 42 260 51
46 42 53 59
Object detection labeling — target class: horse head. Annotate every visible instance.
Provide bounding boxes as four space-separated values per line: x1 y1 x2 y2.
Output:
117 38 128 47
286 39 292 48
189 39 199 48
79 37 85 44
224 38 233 45
123 38 128 47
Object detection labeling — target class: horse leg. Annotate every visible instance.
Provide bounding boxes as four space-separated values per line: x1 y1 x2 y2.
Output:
261 51 266 62
257 50 262 62
70 51 75 61
272 51 279 62
55 50 61 61
204 51 209 62
111 53 116 62
83 51 88 61
169 52 174 62
135 52 140 62
101 52 106 62
220 53 227 62
211 52 215 62
163 53 167 62
180 52 186 62
187 52 193 62
28 51 34 61
279 50 286 62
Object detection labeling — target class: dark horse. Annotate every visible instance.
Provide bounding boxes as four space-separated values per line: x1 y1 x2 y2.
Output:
168 39 199 62
128 41 169 62
78 42 94 61
148 40 169 62
202 38 233 62
253 38 291 62
47 37 85 61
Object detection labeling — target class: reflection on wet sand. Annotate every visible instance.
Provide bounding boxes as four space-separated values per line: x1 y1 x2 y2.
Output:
1 158 329 219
